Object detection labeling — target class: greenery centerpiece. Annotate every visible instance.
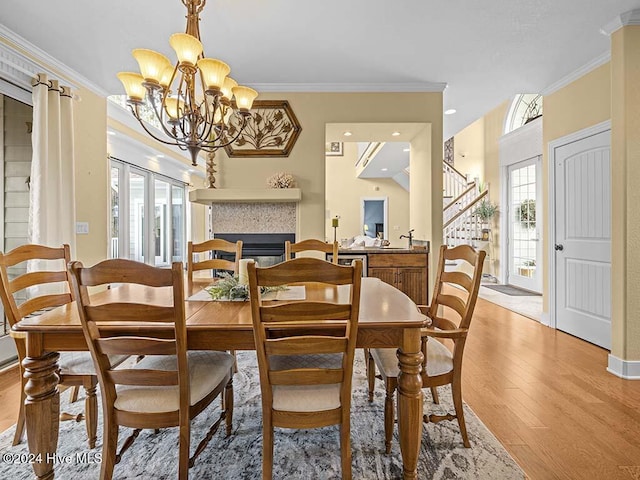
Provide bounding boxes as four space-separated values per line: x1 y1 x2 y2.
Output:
206 272 286 301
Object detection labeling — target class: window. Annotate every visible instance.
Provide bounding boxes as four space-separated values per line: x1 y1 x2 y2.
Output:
504 94 543 134
110 158 187 266
0 93 33 366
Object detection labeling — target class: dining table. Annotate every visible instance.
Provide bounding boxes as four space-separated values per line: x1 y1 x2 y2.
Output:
12 275 426 480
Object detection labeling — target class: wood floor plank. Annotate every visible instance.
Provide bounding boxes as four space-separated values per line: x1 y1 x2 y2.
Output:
463 295 640 480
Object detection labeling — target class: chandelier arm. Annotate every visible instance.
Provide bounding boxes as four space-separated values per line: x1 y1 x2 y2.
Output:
174 72 192 142
200 96 221 145
142 92 191 145
129 104 186 149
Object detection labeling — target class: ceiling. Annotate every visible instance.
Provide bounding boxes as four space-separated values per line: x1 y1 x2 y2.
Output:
0 0 638 139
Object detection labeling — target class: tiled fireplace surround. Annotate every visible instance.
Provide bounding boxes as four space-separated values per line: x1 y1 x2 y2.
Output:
210 202 297 265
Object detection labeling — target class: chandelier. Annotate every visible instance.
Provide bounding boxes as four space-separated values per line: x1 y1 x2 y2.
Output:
117 0 258 166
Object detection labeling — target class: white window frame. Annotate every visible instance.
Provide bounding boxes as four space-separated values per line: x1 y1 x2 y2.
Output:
110 158 187 266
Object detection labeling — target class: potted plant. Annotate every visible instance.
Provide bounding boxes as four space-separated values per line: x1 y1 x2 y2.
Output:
474 199 499 240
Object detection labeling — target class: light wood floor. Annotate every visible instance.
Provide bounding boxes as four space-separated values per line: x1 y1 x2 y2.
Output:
1 297 639 479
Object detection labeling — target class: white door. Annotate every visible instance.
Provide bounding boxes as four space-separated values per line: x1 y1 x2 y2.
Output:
508 156 542 292
554 130 611 349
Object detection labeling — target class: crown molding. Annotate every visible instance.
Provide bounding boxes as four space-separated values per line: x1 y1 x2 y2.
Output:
247 82 447 93
541 51 610 96
600 9 640 36
0 24 107 96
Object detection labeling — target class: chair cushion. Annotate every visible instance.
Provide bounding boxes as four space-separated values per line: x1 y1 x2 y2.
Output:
58 352 129 375
58 351 96 375
370 339 453 379
114 351 233 414
269 353 343 412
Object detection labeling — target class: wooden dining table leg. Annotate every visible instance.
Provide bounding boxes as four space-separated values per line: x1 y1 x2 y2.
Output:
23 333 61 480
396 327 424 480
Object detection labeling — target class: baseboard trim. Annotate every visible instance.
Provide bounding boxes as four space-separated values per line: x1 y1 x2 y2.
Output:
607 354 640 380
540 312 550 326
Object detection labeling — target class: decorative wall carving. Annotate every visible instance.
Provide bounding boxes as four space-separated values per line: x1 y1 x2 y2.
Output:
444 137 454 165
223 100 301 157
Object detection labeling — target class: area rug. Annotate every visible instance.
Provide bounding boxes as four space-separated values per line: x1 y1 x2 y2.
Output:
0 352 524 479
483 284 541 296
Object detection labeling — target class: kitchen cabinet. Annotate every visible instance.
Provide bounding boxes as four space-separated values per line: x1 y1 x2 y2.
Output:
367 252 428 305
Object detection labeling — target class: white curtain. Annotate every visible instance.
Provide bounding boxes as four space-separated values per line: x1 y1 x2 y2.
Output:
29 74 76 252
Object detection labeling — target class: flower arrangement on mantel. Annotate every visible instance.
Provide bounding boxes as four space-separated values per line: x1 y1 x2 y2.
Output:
207 272 286 301
267 172 295 189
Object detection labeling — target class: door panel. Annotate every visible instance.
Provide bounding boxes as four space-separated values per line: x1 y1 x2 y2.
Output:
555 130 611 349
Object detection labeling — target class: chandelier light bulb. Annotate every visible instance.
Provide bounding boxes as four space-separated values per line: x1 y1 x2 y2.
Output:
164 97 184 120
220 77 238 100
197 58 231 92
232 86 259 112
132 49 172 85
117 72 146 103
169 33 203 67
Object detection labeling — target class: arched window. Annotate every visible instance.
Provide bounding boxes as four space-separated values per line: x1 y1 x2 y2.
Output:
504 94 543 134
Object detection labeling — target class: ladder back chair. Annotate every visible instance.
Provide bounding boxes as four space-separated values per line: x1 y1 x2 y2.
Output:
248 257 362 480
187 238 243 282
366 244 485 452
284 239 339 263
68 259 234 480
0 244 108 448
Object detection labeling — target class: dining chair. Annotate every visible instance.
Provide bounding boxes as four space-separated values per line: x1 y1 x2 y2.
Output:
284 239 339 263
187 238 243 282
248 257 362 480
366 244 485 452
68 259 234 480
0 244 113 448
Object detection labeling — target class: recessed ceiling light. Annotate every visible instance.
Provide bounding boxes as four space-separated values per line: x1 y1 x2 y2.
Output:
381 168 388 172
444 109 457 115
343 131 352 137
391 131 400 136
403 148 410 152
156 154 164 158
107 130 116 136
188 169 195 173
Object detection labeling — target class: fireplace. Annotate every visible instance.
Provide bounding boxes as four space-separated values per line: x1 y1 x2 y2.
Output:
213 233 295 267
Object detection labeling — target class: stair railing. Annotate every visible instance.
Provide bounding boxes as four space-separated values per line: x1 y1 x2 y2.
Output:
443 182 477 225
443 162 469 204
443 189 489 247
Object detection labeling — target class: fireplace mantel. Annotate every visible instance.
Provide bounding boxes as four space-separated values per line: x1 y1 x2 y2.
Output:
189 188 302 205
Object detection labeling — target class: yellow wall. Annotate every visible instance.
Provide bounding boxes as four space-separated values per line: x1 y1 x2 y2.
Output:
483 102 509 278
326 142 410 247
611 26 640 360
73 87 109 266
453 117 485 182
451 102 508 278
542 63 611 312
216 91 443 261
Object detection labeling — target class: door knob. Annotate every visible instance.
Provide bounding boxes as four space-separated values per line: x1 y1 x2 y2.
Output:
554 244 564 251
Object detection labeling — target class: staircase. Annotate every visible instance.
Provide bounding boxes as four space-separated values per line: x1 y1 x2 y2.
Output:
442 162 489 248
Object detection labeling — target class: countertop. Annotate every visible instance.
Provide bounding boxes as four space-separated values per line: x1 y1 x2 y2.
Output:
337 246 429 254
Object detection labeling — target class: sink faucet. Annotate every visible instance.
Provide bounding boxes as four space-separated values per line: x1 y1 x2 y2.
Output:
400 229 414 249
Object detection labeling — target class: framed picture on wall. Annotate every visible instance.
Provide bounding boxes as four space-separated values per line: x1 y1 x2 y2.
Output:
325 142 343 156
